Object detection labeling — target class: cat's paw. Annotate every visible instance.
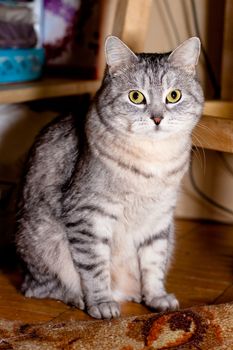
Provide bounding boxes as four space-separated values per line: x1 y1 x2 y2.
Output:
73 296 85 311
87 301 120 319
65 294 85 310
145 293 179 312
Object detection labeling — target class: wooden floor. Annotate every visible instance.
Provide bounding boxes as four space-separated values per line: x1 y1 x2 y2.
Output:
0 219 232 324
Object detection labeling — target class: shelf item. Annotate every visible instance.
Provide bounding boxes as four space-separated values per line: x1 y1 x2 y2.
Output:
0 78 101 104
0 48 44 84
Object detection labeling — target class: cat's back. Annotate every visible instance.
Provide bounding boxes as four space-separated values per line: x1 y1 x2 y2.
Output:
22 113 81 202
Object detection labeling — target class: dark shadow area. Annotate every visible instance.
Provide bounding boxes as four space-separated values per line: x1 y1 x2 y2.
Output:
0 94 91 248
205 0 225 98
0 94 91 292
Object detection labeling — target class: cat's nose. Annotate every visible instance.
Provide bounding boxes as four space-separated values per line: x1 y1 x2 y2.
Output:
151 116 163 125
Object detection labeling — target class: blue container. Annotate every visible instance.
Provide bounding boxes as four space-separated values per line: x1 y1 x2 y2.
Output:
0 48 45 84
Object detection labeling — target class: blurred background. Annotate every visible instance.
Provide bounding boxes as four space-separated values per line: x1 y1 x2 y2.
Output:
0 0 233 248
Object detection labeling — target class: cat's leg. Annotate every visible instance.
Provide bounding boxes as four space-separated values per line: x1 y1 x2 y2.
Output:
138 224 179 312
67 215 120 319
22 267 84 307
17 213 84 309
22 271 63 300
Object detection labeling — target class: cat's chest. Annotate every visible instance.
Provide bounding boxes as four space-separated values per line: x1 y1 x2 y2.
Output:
115 183 176 235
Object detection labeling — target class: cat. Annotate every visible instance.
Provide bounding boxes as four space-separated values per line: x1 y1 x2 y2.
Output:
16 36 204 319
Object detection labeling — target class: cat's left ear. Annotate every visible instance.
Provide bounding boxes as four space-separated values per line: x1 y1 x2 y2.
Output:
105 36 138 74
168 37 201 74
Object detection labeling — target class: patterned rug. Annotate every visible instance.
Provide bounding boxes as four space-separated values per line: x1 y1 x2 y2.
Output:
0 303 232 349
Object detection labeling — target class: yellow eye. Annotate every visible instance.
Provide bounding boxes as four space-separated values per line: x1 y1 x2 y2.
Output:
129 90 146 104
166 89 182 104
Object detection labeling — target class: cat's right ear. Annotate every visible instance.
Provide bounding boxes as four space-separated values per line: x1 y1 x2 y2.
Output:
168 37 201 75
105 36 138 74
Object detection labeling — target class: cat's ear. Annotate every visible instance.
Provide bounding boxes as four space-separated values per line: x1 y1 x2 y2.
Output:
105 36 138 74
168 37 201 74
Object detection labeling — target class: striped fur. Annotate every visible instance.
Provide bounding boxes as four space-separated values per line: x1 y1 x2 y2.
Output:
16 37 204 319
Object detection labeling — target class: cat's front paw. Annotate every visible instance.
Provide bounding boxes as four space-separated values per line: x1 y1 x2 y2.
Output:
64 293 85 310
145 293 179 312
73 295 85 311
87 301 120 319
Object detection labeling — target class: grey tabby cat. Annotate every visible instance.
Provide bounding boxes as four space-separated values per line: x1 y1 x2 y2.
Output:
17 36 204 319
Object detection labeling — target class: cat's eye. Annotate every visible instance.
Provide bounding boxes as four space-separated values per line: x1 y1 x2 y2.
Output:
128 90 146 104
166 89 182 104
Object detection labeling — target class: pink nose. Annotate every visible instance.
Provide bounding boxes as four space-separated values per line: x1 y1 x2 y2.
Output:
151 116 163 125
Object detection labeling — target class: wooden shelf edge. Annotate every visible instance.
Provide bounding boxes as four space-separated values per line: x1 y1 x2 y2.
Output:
0 81 232 153
193 101 233 152
204 100 233 118
0 78 102 104
193 114 233 153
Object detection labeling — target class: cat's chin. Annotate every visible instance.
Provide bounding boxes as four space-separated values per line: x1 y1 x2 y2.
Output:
131 129 172 141
131 126 167 135
150 128 191 141
156 123 194 135
148 127 172 139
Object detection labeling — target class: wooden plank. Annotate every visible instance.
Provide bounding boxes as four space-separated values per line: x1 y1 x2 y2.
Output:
168 220 233 308
193 101 233 152
0 78 101 104
203 100 233 118
214 285 233 305
193 114 233 152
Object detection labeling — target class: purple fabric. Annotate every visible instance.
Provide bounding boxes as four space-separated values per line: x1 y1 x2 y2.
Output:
44 0 78 22
0 21 37 48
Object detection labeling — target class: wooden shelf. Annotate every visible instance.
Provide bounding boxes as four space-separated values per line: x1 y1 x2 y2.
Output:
193 101 233 153
0 77 101 104
0 77 232 153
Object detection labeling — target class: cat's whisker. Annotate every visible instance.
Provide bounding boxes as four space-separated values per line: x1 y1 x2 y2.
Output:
192 144 205 173
191 143 203 170
191 132 206 174
193 128 214 150
195 122 216 136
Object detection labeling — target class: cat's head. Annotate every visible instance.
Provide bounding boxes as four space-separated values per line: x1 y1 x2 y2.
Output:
96 36 204 140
